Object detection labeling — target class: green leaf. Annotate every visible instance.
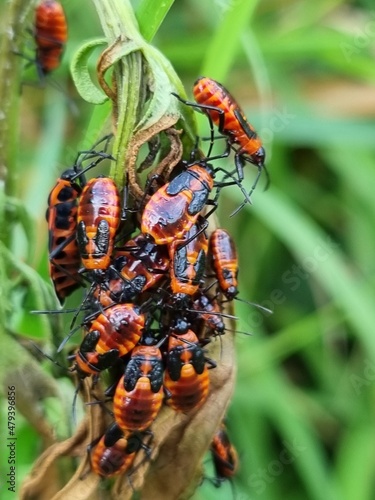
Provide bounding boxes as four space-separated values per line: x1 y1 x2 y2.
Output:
135 44 194 136
6 196 35 263
99 36 143 70
201 0 259 80
144 46 197 147
70 38 109 104
0 243 57 340
135 0 176 42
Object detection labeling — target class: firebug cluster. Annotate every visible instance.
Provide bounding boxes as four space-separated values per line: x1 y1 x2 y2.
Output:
38 1 267 488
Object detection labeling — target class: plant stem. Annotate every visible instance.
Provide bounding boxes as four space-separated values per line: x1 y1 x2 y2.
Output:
92 0 142 42
0 0 36 246
92 0 144 191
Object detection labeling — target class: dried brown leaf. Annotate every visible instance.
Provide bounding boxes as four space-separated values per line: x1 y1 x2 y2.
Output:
127 116 182 202
3 363 57 447
114 312 236 500
97 36 128 103
21 209 236 500
20 311 235 500
20 379 111 500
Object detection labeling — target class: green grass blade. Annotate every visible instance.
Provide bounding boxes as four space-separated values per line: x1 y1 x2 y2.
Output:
335 424 375 500
201 0 259 80
245 304 343 372
135 0 176 41
234 369 340 500
233 186 375 358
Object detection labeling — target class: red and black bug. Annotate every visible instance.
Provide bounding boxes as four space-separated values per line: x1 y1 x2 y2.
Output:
191 292 225 336
209 229 238 300
113 344 164 432
193 77 265 170
210 424 239 486
208 229 271 321
34 0 67 76
169 223 208 300
73 331 120 378
173 77 268 208
115 233 170 291
141 162 215 245
164 330 210 413
72 303 146 378
46 169 83 303
91 271 147 309
90 423 146 478
76 177 121 271
94 233 170 307
46 138 114 303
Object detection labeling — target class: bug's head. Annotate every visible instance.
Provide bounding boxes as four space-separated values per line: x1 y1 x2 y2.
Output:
171 316 191 335
251 147 266 168
171 293 191 311
224 286 238 301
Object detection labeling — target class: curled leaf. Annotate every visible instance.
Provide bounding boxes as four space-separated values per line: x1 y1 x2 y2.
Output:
97 35 143 103
19 419 89 500
71 38 109 104
127 116 183 202
145 44 197 149
20 379 112 500
133 50 178 134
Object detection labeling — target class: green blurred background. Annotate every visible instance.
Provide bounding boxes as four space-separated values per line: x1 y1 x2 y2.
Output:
1 0 375 498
